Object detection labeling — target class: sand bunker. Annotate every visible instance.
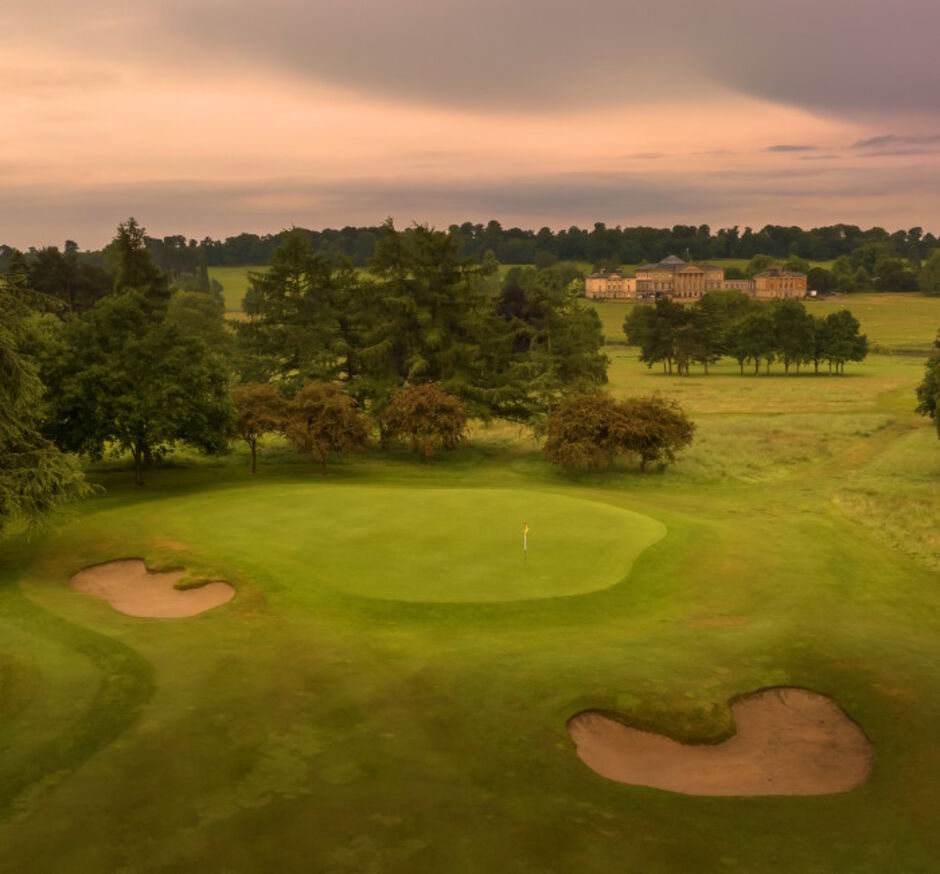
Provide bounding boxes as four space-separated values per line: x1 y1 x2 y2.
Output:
70 559 234 618
568 687 873 796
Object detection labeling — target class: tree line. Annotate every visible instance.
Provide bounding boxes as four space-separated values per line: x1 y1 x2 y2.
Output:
0 218 610 504
624 293 869 376
4 221 939 293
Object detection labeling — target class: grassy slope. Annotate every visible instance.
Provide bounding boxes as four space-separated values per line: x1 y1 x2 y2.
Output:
0 301 938 871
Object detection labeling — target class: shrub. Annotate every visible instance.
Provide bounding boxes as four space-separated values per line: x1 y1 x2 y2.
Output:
544 392 695 471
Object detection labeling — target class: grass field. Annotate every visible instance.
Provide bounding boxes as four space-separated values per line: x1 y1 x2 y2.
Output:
1 300 938 871
208 265 266 313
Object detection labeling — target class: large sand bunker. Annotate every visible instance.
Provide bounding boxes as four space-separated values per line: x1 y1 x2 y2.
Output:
568 687 873 796
70 559 234 618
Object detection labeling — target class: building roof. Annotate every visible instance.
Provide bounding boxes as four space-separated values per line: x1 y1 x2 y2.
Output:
636 255 723 274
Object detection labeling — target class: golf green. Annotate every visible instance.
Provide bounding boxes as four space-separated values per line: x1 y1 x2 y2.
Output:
70 485 666 603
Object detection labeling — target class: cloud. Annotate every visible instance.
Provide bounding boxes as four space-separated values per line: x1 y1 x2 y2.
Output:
853 133 940 149
766 145 817 153
3 1 939 119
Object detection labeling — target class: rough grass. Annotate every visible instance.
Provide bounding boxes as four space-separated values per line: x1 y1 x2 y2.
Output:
1 302 939 871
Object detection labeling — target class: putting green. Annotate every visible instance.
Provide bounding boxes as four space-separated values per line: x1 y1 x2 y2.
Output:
116 485 665 603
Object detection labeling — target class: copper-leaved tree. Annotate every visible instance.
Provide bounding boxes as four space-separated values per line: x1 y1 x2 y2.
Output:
232 383 287 473
380 383 468 459
285 382 369 474
544 392 694 472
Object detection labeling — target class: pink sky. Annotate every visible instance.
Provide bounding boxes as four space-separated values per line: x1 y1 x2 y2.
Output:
2 1 938 248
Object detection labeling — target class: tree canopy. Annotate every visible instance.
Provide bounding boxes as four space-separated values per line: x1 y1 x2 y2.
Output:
543 392 695 472
0 281 87 532
915 331 940 438
624 293 867 376
381 383 468 459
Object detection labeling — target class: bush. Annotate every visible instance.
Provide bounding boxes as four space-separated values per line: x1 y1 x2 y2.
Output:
544 393 695 471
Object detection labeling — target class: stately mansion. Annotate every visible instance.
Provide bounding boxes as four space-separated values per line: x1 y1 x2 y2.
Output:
585 255 807 301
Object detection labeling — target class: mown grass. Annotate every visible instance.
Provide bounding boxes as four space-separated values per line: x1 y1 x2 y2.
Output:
1 302 938 871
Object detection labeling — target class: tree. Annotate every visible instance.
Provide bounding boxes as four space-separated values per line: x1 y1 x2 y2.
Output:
543 392 694 471
624 298 689 373
284 382 369 474
0 281 88 532
918 251 940 295
620 394 696 470
42 290 233 485
735 311 776 374
915 332 940 437
237 228 346 387
26 246 111 313
784 255 810 274
772 299 815 374
692 291 754 374
820 310 868 374
232 383 287 473
874 258 918 292
745 254 775 277
380 383 468 459
355 220 490 406
806 267 836 294
543 393 631 471
104 218 170 308
484 271 607 422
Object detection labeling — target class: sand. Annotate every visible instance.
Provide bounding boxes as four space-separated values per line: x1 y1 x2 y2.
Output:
568 687 874 796
70 559 234 618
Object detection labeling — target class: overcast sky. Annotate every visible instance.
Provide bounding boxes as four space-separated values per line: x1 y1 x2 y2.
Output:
2 0 939 248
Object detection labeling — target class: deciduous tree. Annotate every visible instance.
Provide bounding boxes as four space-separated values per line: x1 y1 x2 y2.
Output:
543 392 694 471
0 281 88 531
42 290 233 485
915 331 940 437
232 383 287 473
381 383 468 459
285 382 369 474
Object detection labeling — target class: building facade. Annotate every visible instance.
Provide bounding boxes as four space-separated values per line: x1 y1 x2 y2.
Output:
585 256 807 301
584 271 636 299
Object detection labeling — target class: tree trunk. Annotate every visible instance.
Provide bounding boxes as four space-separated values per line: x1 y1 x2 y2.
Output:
754 359 760 375
765 360 770 374
134 448 144 486
703 360 709 375
739 360 744 375
250 440 257 474
785 360 790 374
814 360 819 374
